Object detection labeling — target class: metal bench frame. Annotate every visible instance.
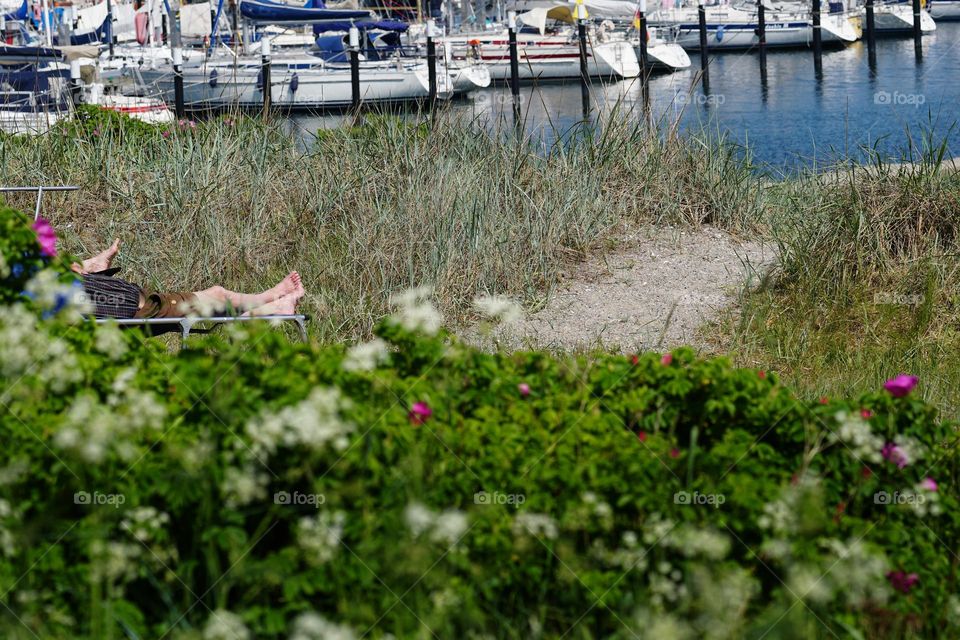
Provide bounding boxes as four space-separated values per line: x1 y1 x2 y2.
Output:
0 185 81 220
96 314 310 342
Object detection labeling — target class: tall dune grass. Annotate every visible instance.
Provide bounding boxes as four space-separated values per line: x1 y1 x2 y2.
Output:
0 108 764 340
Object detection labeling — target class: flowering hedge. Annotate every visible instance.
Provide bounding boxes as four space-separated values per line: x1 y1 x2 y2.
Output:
1 206 959 639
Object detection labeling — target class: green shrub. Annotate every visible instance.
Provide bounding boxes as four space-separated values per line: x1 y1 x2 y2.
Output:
1 207 957 639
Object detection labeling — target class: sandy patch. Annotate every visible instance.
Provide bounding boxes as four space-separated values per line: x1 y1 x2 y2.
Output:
487 226 776 353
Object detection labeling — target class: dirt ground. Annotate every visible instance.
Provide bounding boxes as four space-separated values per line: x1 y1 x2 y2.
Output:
483 225 776 354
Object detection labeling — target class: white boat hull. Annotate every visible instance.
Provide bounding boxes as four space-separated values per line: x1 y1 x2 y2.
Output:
444 34 640 80
0 109 68 135
450 63 493 92
928 0 960 20
865 4 937 32
653 7 858 49
636 42 691 71
139 58 454 110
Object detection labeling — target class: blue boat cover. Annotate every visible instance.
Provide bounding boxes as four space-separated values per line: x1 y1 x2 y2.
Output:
0 45 64 63
240 0 371 23
2 0 27 21
313 19 409 33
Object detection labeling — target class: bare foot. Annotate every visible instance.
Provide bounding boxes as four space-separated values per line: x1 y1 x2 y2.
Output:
81 238 120 274
262 271 301 302
248 284 305 316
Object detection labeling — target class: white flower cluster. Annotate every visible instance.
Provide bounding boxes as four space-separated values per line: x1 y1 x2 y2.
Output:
649 560 688 608
890 435 926 466
910 481 942 517
25 269 92 320
0 498 16 556
89 540 142 583
121 506 170 543
590 531 649 572
389 286 442 335
342 338 390 372
581 491 614 529
54 369 166 464
757 475 821 535
670 527 730 561
297 511 346 565
0 304 83 396
94 323 128 360
289 612 357 640
512 512 558 541
403 502 469 546
819 538 890 606
203 609 251 640
54 381 165 464
245 387 353 458
473 295 523 325
830 411 884 463
222 466 269 508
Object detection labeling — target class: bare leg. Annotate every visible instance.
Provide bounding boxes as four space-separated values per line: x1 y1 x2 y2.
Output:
71 238 120 274
194 272 301 311
244 283 306 317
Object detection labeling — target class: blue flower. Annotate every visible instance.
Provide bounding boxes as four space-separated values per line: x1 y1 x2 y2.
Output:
11 263 23 278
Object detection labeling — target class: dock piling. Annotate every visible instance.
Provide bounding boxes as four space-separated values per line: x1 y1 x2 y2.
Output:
172 46 185 118
426 19 438 109
756 0 767 80
812 0 822 76
508 10 521 121
697 1 709 87
576 0 590 120
349 26 361 111
261 37 271 116
865 0 876 69
912 0 923 60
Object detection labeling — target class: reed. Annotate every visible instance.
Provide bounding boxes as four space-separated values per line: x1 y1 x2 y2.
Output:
0 108 764 341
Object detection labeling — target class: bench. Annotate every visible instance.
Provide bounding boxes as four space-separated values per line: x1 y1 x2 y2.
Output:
95 314 310 342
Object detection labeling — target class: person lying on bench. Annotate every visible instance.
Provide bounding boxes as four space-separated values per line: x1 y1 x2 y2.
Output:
71 239 305 319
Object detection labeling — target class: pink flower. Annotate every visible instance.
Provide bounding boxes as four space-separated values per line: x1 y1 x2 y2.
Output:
861 408 873 419
884 374 918 398
178 118 187 126
920 477 938 492
886 570 919 594
881 442 909 469
32 218 57 257
92 127 101 137
408 401 432 426
162 130 171 139
517 383 530 397
758 370 766 380
637 431 647 442
819 396 829 405
630 354 639 366
669 448 680 459
660 353 673 366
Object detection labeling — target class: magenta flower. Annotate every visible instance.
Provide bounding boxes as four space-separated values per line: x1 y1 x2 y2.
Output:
517 383 530 397
881 442 909 469
884 374 918 398
408 401 432 426
162 130 171 139
32 218 57 257
886 570 919 594
660 353 673 366
920 477 938 492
